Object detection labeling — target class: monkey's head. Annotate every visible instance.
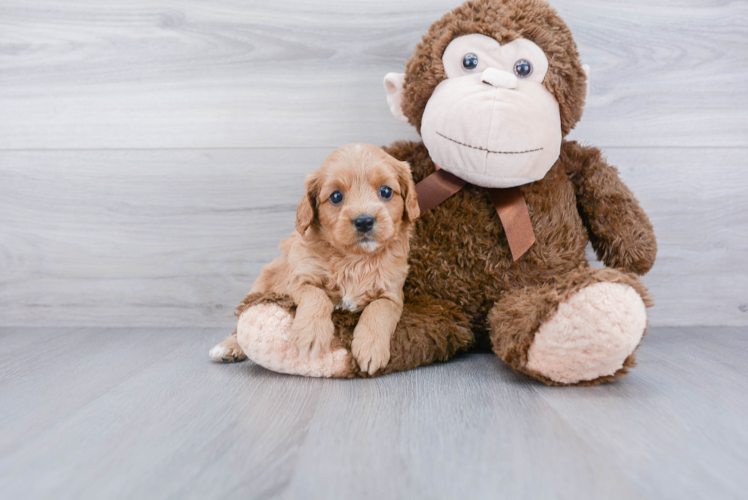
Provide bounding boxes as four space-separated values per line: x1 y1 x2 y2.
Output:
384 0 588 188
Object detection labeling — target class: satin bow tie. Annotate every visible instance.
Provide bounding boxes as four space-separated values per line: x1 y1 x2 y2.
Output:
414 167 536 261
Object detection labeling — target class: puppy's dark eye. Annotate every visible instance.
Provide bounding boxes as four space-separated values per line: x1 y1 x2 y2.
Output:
379 186 393 200
330 191 344 205
462 53 479 72
514 59 532 78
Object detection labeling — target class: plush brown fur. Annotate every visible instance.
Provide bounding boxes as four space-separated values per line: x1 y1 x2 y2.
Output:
225 0 657 385
488 266 652 386
386 140 655 359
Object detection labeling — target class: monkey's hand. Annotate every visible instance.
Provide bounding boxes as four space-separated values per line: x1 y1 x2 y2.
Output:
564 142 657 275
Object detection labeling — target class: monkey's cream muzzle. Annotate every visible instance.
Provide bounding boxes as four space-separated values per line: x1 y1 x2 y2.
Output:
385 34 564 189
419 35 562 188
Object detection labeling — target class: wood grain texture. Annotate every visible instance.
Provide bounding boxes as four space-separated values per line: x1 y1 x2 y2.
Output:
0 148 326 327
1 0 746 327
2 147 746 327
0 326 745 499
0 0 746 149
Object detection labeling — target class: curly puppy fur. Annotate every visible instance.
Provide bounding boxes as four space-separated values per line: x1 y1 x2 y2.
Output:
231 0 657 385
227 144 418 373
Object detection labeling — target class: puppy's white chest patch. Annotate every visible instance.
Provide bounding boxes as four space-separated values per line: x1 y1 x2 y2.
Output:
335 296 359 313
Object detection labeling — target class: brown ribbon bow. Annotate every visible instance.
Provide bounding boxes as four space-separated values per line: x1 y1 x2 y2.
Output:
414 167 536 261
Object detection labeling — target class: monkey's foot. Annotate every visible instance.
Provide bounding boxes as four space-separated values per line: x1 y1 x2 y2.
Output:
526 282 646 384
236 303 351 378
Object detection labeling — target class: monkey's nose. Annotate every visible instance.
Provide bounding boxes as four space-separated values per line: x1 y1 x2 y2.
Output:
353 215 376 233
481 68 517 89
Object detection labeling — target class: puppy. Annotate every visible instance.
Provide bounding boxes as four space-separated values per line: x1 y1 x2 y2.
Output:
210 143 419 374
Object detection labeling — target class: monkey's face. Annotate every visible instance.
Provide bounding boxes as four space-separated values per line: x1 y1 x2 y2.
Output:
422 34 562 188
385 33 566 188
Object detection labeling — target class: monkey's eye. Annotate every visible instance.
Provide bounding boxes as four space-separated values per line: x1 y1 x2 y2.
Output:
514 59 533 78
462 53 479 72
330 191 344 205
379 186 393 200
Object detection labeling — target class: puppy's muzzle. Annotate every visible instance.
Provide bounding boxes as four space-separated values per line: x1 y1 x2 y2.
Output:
353 214 376 234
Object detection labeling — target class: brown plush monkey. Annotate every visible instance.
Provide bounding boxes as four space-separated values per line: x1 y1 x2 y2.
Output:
215 0 657 386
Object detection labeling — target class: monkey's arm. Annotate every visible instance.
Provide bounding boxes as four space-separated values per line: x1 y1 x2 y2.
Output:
563 141 657 275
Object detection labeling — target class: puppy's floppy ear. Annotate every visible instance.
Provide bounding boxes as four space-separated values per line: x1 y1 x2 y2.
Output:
296 172 321 235
391 158 419 222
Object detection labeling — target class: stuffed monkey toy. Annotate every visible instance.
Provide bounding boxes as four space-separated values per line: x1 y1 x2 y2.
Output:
212 0 657 386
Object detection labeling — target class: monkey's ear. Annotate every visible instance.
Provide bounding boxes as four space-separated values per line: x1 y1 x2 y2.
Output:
383 73 409 123
392 158 420 222
582 64 591 101
295 173 320 235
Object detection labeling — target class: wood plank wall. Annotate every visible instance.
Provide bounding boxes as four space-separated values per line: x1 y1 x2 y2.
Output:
1 0 746 327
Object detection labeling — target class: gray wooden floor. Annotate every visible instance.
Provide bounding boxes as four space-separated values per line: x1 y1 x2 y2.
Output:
1 327 746 499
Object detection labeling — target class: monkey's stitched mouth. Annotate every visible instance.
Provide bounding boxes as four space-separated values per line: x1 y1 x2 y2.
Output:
436 132 543 155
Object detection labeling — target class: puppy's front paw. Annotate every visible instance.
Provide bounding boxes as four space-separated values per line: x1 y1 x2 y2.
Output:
288 316 334 358
351 324 391 375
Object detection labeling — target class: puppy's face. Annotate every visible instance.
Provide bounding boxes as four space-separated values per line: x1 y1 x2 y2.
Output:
296 144 419 254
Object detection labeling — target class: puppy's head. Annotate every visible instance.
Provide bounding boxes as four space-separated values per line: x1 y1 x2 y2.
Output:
296 143 419 254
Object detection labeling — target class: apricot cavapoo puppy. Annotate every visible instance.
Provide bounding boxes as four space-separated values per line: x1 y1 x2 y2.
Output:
211 143 419 374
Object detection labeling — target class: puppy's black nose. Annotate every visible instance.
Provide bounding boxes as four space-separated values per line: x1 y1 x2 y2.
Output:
353 215 375 233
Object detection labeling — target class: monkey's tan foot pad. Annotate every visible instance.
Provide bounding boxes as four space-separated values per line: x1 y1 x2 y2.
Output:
236 303 350 378
527 282 647 384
